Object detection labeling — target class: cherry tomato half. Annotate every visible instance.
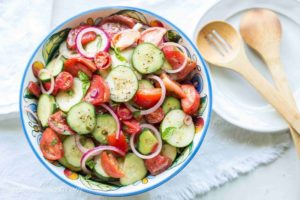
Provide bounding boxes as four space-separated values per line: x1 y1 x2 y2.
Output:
83 75 110 105
116 104 133 121
55 72 74 91
145 107 165 124
94 51 112 70
107 132 128 153
40 128 64 160
43 81 59 96
48 111 75 135
122 119 141 135
181 84 200 115
144 154 172 176
64 59 92 78
101 151 124 178
27 81 41 98
67 25 97 50
134 88 162 109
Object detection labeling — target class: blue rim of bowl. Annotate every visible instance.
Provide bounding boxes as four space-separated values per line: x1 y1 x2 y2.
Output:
19 6 213 197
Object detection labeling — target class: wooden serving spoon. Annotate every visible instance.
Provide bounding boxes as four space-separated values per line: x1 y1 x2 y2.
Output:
240 9 300 156
196 21 300 134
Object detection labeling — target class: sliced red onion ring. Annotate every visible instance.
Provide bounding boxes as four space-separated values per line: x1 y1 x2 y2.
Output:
75 135 89 153
59 41 81 58
125 75 166 115
80 145 125 174
76 27 109 59
38 69 54 95
159 42 188 74
101 104 121 139
130 124 162 160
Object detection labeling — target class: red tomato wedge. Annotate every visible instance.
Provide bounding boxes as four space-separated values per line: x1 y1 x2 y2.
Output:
83 75 110 105
107 132 128 153
162 46 197 81
27 81 41 98
133 88 162 108
100 151 124 178
66 57 97 73
160 73 186 98
99 15 136 39
67 25 97 50
55 72 74 91
48 111 75 135
144 154 172 176
40 128 64 160
94 51 112 70
112 29 140 50
43 82 59 96
122 119 141 135
181 84 200 115
116 104 133 121
139 27 167 46
145 107 165 124
64 59 93 78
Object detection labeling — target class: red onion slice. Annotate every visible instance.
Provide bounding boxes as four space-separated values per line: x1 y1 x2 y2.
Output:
38 68 54 95
76 27 109 59
75 135 89 153
80 145 125 174
159 42 188 74
101 104 121 139
130 124 162 160
125 75 166 115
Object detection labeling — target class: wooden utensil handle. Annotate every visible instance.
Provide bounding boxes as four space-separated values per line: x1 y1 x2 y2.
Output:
237 61 300 134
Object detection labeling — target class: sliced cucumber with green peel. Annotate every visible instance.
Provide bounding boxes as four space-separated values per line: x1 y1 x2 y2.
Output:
106 65 138 102
85 36 101 54
63 135 95 168
58 156 81 172
37 94 56 127
161 144 177 162
92 114 117 144
132 43 164 74
56 78 84 112
160 109 195 148
138 129 158 155
120 153 147 185
138 79 154 90
162 97 181 114
67 102 96 134
39 56 64 82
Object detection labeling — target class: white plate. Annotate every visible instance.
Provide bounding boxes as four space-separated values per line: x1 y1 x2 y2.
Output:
194 0 300 133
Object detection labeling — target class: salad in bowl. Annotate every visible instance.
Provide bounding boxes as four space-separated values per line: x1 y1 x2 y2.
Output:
20 7 212 196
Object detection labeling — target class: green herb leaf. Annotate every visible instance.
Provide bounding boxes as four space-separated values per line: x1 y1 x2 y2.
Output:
50 138 58 146
86 160 96 170
78 71 91 95
67 90 74 96
162 127 176 140
133 111 141 119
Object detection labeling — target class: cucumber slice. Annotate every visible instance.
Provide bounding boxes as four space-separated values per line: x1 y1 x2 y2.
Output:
92 114 117 144
37 94 56 127
160 109 195 148
39 56 64 81
161 144 177 162
106 65 138 102
56 78 84 112
138 79 154 90
162 97 181 114
63 135 95 167
138 129 158 155
120 153 147 185
67 102 96 134
85 36 101 54
132 43 164 74
58 156 81 172
154 60 173 75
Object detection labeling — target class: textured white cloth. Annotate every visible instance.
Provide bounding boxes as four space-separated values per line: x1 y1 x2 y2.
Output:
0 0 291 200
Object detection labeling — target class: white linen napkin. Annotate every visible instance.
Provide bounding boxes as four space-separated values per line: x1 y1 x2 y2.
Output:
0 0 291 200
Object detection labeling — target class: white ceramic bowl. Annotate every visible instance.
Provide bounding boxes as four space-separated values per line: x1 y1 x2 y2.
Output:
19 6 212 197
